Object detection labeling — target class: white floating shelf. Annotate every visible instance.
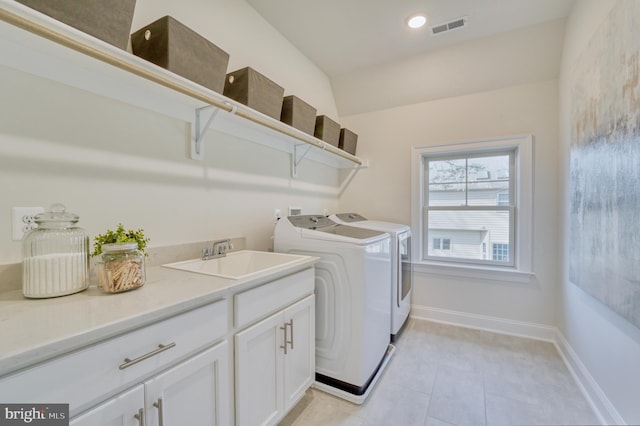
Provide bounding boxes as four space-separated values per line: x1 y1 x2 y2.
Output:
0 0 365 174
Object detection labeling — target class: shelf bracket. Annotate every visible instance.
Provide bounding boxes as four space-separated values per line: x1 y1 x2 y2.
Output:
291 143 314 178
191 105 219 160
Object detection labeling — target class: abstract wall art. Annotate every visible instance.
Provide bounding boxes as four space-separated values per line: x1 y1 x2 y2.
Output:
569 0 640 328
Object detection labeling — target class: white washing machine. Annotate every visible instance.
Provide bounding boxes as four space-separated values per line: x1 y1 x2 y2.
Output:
330 213 412 339
273 215 393 404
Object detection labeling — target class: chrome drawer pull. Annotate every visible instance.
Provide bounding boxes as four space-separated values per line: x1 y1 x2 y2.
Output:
134 408 145 426
286 319 294 350
280 325 288 355
119 342 176 370
153 398 164 426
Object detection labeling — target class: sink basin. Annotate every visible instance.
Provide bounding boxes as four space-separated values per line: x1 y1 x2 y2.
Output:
162 250 308 280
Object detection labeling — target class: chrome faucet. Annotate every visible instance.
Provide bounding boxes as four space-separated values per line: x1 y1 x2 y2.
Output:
202 238 234 260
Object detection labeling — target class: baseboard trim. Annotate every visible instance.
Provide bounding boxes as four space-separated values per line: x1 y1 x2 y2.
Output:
410 305 556 341
410 304 623 425
553 330 624 425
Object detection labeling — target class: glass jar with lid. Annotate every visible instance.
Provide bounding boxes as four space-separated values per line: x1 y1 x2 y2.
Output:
22 203 89 298
96 243 145 293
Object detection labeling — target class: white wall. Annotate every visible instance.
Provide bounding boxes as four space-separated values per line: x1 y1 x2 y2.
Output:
339 79 560 327
558 1 640 424
131 0 339 118
0 0 341 264
332 18 566 116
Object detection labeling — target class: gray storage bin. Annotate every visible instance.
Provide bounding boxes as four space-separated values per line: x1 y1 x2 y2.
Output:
314 115 341 147
16 0 137 50
223 67 285 120
281 95 317 135
339 128 358 155
131 16 230 94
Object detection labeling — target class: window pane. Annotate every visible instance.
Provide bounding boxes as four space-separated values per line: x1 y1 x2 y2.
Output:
492 243 509 262
467 181 510 206
428 183 466 206
433 238 441 249
467 154 510 206
468 155 509 181
428 159 466 184
427 154 511 207
427 210 511 262
497 193 510 206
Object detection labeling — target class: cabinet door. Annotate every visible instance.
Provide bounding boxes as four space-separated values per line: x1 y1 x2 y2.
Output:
283 295 315 411
144 341 230 426
235 311 285 426
70 385 144 426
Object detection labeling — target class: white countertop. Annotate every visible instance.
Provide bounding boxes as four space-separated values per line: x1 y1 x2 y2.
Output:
0 256 317 376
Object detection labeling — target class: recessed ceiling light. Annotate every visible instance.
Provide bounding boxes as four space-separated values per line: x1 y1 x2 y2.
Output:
407 14 427 29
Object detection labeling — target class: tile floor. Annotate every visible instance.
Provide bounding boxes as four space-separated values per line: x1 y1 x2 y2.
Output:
279 318 600 426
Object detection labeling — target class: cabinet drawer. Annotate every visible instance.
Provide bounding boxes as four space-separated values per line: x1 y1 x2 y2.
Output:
0 299 227 417
235 268 313 329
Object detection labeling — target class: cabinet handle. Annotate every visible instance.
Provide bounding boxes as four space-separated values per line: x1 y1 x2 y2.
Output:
119 343 176 370
280 324 288 355
134 408 145 426
153 398 164 426
286 319 294 350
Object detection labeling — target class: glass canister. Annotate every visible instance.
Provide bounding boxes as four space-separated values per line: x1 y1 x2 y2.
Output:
96 243 145 293
22 203 90 298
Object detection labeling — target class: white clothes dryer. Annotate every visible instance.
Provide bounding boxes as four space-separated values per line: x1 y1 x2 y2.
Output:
273 215 393 403
330 213 412 339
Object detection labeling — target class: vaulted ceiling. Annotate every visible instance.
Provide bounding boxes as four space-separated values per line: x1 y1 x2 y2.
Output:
246 0 575 115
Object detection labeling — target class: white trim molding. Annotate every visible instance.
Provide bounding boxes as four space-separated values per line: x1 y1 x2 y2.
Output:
410 305 623 425
410 305 556 341
554 331 624 426
413 262 535 284
411 134 534 278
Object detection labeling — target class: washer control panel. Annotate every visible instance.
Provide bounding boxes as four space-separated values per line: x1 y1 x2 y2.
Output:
288 215 335 229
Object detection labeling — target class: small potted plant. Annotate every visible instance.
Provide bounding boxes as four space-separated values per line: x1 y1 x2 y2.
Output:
92 224 150 293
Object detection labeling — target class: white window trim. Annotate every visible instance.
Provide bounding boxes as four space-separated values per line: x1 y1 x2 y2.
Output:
411 134 534 282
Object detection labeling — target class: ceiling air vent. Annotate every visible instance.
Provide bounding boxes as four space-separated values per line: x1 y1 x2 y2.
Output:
431 16 467 36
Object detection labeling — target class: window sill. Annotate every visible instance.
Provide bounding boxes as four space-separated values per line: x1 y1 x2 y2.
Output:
412 261 535 284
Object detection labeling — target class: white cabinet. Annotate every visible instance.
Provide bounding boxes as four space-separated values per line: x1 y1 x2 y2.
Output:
70 385 144 426
0 266 316 426
283 296 315 410
71 342 229 426
235 310 284 426
144 341 229 426
235 295 315 426
0 300 228 417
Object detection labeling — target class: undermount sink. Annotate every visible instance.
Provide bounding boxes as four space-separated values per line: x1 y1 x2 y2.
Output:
162 250 308 280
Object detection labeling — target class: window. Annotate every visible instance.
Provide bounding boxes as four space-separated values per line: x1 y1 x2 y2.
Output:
433 238 451 250
492 243 509 261
411 135 533 274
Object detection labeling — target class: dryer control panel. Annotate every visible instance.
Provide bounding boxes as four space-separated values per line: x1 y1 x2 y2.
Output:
335 213 367 223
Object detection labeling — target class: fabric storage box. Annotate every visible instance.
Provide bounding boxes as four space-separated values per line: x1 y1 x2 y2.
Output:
339 128 358 155
16 0 136 50
280 95 317 135
131 16 230 93
223 67 285 120
314 115 341 147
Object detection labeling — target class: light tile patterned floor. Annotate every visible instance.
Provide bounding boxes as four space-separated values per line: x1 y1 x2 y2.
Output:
279 318 600 426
